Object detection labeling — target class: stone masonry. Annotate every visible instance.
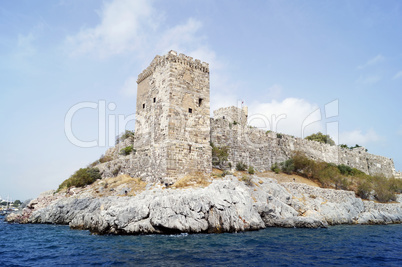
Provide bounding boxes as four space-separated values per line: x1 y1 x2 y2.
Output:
210 106 397 178
95 51 398 182
133 50 212 183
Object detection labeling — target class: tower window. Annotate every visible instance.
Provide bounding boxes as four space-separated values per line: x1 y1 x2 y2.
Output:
143 103 145 109
188 145 192 153
189 108 192 113
223 116 225 120
198 98 203 107
153 97 156 103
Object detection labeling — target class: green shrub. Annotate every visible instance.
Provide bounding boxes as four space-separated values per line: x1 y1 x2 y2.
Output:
99 154 113 163
248 166 255 175
292 151 314 177
339 144 349 149
350 168 366 178
305 132 335 146
315 163 339 187
357 180 373 199
241 175 252 186
116 130 135 144
280 159 295 174
276 133 283 139
388 178 402 193
236 162 247 171
275 151 399 203
233 121 238 125
222 170 232 177
212 145 229 168
373 175 397 202
112 165 121 176
120 145 134 155
271 163 280 174
89 154 113 167
338 164 353 176
58 167 102 191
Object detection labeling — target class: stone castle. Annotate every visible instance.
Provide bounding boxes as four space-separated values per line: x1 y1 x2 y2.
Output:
98 51 400 182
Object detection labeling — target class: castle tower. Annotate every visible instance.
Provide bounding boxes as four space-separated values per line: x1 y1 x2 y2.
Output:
134 50 212 183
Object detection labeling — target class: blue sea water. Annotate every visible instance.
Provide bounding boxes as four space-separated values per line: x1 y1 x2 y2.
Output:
1 216 401 266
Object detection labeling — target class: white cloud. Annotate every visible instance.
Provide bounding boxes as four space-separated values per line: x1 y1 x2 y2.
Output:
357 54 384 69
69 0 222 99
356 75 382 85
66 0 158 57
65 0 213 62
393 71 402 80
247 98 324 138
156 18 203 54
340 129 380 146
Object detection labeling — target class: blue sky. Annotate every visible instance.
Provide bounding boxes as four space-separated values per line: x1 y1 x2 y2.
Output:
1 0 401 201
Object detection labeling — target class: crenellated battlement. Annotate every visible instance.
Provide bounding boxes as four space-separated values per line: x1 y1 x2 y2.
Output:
137 50 209 84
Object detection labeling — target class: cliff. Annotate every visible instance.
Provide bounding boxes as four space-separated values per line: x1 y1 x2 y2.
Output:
7 175 402 234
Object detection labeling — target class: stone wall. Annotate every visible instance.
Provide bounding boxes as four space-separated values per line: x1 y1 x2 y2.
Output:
93 52 397 183
210 106 396 178
132 50 211 183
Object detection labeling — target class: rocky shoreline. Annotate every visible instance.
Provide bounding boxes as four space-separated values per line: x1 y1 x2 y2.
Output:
6 176 402 234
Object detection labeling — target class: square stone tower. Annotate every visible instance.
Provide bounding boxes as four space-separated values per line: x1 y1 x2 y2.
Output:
134 50 212 183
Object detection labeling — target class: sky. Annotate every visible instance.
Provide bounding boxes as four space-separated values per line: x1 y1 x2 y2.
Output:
1 0 401 201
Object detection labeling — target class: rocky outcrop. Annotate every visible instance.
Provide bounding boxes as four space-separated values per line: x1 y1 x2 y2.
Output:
6 176 402 234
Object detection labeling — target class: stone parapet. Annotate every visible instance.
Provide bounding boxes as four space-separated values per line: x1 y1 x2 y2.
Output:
137 50 209 84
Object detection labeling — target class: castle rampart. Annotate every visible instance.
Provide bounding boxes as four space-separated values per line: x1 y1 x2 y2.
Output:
93 52 398 183
210 106 396 178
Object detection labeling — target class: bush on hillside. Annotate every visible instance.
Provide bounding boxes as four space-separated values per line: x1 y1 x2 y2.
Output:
236 162 247 171
241 175 252 186
305 132 336 146
116 130 135 144
280 159 295 174
292 151 315 177
279 151 402 203
58 167 102 191
248 166 255 175
120 145 134 156
338 164 351 175
271 163 280 174
99 154 113 163
357 180 373 199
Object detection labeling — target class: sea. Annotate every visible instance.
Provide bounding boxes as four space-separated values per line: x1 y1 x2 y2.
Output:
1 216 401 266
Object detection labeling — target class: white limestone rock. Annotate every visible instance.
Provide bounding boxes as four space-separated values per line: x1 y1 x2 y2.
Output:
6 176 402 234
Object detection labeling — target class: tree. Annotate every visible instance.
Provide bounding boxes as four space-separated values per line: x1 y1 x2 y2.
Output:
305 132 335 146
